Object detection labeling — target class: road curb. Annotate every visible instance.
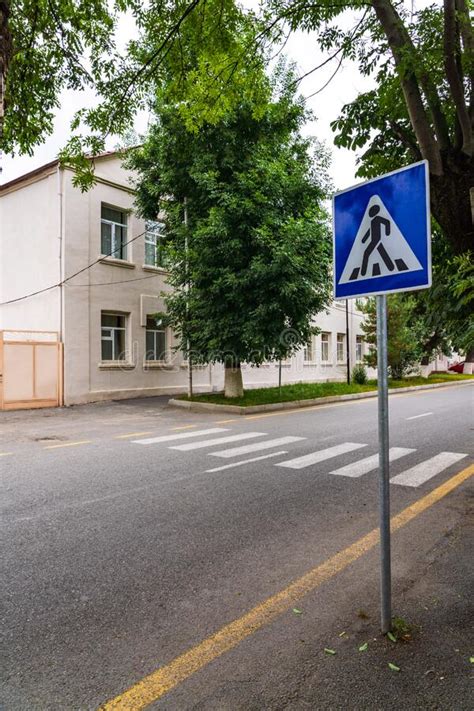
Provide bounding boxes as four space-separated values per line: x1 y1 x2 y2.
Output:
168 380 473 415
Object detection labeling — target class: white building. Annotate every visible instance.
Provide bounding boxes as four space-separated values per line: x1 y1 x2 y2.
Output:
0 152 369 408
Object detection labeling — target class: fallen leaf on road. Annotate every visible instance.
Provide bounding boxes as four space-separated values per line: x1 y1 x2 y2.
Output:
470 657 474 664
324 648 336 655
358 642 368 652
387 632 397 643
339 631 346 637
388 663 400 672
292 608 302 615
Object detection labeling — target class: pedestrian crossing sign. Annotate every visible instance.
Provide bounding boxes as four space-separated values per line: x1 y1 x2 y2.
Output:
333 160 431 299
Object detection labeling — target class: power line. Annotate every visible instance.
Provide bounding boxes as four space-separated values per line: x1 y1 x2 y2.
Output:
66 273 164 287
0 228 148 306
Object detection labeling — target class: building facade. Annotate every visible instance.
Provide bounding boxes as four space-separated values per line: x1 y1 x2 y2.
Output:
1 152 370 407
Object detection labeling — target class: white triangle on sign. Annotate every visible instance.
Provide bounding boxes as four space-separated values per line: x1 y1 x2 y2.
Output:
338 195 422 285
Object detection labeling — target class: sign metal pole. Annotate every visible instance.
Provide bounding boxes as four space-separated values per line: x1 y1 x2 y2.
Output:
376 294 391 633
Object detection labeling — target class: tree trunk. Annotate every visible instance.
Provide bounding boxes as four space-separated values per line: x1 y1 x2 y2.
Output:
224 364 244 398
464 346 474 373
430 160 474 255
370 0 444 175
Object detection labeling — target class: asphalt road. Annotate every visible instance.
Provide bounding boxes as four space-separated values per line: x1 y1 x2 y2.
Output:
1 384 473 710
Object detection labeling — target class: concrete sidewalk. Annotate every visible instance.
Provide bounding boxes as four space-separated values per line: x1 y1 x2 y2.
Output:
289 504 474 710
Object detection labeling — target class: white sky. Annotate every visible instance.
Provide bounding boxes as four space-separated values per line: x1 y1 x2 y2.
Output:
1 2 424 189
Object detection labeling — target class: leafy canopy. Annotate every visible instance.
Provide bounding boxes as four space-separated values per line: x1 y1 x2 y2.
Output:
128 63 332 366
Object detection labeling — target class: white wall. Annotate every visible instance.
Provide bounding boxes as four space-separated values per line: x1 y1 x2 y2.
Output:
0 169 61 332
61 156 211 404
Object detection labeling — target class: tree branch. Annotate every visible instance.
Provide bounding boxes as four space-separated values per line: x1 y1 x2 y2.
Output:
370 0 443 174
444 0 472 156
387 119 421 159
455 0 474 126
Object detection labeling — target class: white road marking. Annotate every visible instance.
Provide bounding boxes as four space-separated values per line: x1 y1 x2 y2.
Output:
210 436 305 459
406 412 433 421
206 451 288 473
329 447 415 478
276 442 367 470
390 451 468 487
171 432 267 451
132 428 228 445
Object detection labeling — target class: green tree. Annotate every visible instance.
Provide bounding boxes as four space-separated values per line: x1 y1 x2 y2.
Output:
5 0 472 254
270 0 473 257
360 295 424 379
129 68 332 397
0 0 118 153
1 0 269 185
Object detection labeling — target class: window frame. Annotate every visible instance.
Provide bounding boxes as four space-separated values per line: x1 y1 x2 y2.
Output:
356 336 364 363
320 332 330 363
303 335 315 363
144 220 166 268
145 316 167 362
101 204 128 260
337 333 346 363
101 312 127 362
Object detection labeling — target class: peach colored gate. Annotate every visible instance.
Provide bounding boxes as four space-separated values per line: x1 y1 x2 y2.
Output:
0 331 63 410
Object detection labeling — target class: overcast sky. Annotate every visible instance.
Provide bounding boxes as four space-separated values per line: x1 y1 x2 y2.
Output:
1 2 423 190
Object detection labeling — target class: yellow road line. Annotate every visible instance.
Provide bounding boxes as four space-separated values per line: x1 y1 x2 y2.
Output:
214 418 238 424
100 463 474 710
0 452 13 457
170 425 198 431
44 440 92 450
114 432 153 439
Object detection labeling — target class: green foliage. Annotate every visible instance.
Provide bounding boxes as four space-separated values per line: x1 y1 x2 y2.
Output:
352 363 367 385
407 239 474 360
128 63 332 368
2 0 117 155
360 295 424 379
2 0 274 190
330 5 448 180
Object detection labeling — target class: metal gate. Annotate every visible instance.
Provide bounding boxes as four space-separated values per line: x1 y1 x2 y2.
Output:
0 331 63 410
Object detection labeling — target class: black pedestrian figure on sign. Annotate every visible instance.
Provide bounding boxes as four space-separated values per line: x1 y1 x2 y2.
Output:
360 204 394 277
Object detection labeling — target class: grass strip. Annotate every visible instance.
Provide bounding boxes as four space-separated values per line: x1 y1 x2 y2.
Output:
178 373 473 407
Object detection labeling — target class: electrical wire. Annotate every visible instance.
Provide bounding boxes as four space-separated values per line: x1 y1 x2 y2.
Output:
0 228 148 305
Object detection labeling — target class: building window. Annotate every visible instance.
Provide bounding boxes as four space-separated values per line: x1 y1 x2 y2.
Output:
356 336 364 362
303 336 314 363
145 316 167 361
337 333 346 362
145 220 166 267
101 313 126 361
101 205 128 259
321 332 330 362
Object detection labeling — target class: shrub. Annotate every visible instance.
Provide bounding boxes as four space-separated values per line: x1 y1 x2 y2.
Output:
352 363 367 384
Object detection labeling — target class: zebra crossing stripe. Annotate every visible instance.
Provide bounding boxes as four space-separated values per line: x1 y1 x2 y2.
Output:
390 451 468 487
210 436 305 459
170 432 267 451
132 428 228 445
206 451 288 473
330 447 415 478
276 442 366 470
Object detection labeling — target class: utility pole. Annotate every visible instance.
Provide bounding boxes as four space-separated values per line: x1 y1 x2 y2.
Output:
345 300 351 384
184 197 192 399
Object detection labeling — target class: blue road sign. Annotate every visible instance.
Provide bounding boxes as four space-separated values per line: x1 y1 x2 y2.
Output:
333 160 431 299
